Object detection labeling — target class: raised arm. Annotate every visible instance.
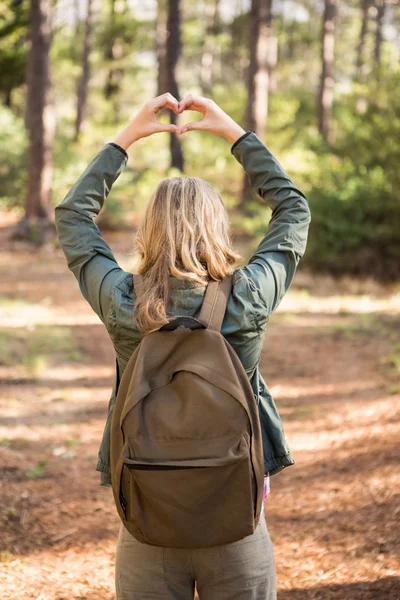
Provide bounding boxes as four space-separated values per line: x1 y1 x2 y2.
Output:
55 93 183 324
231 130 311 316
178 94 311 318
54 143 128 323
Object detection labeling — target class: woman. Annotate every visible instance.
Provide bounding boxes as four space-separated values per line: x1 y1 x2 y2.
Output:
55 93 311 600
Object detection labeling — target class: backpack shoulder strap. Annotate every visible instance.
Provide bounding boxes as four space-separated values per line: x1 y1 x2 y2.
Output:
134 273 233 332
198 275 233 332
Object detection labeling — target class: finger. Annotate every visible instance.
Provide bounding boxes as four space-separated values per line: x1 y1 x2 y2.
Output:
179 94 208 114
154 122 180 134
180 97 205 112
164 92 181 112
155 92 179 106
180 120 207 133
152 93 180 114
178 94 194 112
153 98 179 114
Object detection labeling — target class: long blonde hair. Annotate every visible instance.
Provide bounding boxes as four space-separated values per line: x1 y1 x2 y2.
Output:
133 176 242 334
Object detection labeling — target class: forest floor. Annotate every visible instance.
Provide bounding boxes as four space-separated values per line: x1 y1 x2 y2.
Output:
0 218 399 600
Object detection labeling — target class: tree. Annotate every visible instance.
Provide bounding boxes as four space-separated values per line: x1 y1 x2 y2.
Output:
317 0 338 143
244 0 273 140
241 0 273 206
166 0 184 172
156 0 184 171
374 0 385 71
200 0 221 95
74 0 94 142
356 0 371 81
156 0 169 97
103 0 129 124
16 0 55 242
0 2 28 108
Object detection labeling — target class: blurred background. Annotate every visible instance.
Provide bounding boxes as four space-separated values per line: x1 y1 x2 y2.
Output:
0 1 399 599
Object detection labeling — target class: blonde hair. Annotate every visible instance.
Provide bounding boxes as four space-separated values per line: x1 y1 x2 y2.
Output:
133 176 242 334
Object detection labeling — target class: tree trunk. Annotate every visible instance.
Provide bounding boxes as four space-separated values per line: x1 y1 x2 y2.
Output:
74 0 94 142
104 0 116 100
16 0 55 242
268 28 278 93
73 0 81 33
71 0 82 56
166 0 184 172
200 0 221 95
156 0 169 96
74 0 80 28
5 88 13 108
374 0 385 70
317 0 337 143
253 0 272 140
103 0 128 123
287 18 296 60
241 0 273 208
356 0 370 80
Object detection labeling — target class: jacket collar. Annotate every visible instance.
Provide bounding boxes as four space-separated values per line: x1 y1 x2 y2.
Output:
168 276 206 290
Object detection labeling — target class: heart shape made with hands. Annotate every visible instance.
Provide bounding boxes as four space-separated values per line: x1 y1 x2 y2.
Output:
154 94 203 115
152 94 209 134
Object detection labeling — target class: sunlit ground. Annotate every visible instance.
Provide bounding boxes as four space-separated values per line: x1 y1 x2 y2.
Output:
0 224 399 599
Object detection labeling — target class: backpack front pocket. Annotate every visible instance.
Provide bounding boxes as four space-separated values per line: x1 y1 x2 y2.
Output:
121 433 256 548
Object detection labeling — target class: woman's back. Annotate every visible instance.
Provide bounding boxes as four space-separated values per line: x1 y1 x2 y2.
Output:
55 92 311 600
55 127 311 486
109 270 265 376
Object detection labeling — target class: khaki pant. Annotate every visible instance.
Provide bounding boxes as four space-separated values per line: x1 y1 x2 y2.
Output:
115 510 276 600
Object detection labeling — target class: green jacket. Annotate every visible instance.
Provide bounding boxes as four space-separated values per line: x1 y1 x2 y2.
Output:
55 130 311 487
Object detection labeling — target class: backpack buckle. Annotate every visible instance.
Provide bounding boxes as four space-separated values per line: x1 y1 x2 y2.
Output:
159 317 206 331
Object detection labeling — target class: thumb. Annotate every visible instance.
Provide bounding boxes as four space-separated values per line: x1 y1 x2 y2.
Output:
155 122 180 133
180 120 207 133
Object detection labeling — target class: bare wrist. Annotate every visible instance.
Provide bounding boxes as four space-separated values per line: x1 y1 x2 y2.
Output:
113 124 138 151
224 124 247 145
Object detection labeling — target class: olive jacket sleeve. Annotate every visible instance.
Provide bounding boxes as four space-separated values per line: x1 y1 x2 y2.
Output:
55 132 310 330
231 130 311 320
54 142 129 325
54 132 311 485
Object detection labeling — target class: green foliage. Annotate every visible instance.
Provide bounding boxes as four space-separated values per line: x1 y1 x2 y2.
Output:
96 193 128 230
0 106 27 211
65 437 80 447
0 0 28 100
384 342 400 378
302 75 400 281
0 550 12 563
329 313 384 339
27 459 47 480
2 0 399 281
0 323 83 376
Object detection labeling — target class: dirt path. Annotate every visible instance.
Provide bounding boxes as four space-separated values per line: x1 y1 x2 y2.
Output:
0 227 399 600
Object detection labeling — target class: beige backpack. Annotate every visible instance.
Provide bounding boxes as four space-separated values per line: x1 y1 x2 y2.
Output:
110 275 265 548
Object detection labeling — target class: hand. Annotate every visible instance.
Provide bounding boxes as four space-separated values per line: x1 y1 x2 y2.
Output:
177 94 246 143
113 93 182 150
